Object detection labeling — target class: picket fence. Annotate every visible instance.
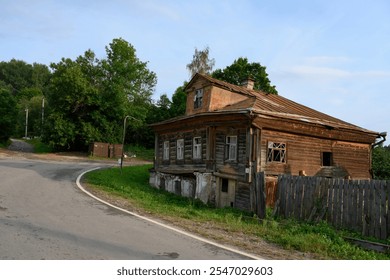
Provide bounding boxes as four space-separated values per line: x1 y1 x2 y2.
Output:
275 175 390 240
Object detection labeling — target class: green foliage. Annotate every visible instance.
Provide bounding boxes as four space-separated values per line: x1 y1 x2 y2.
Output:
86 165 389 260
170 81 188 117
0 87 18 141
25 138 53 153
372 145 390 179
43 38 157 151
0 60 50 138
212 57 278 94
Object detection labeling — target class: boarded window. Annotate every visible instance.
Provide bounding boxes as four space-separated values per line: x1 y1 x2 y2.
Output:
177 139 184 160
163 141 170 160
174 180 181 195
194 89 203 109
267 142 286 163
322 152 333 166
193 137 202 159
225 135 237 160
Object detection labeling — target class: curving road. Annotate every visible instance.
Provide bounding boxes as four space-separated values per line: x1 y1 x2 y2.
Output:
0 158 253 260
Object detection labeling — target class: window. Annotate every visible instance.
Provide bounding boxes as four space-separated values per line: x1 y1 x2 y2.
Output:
267 142 286 163
226 136 237 160
194 89 203 109
193 137 202 159
163 141 170 160
322 152 333 166
221 178 229 193
177 139 184 160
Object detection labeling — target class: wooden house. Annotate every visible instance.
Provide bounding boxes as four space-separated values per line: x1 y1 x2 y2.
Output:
149 73 383 212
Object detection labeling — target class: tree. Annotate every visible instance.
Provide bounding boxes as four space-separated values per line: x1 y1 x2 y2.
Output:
0 59 51 138
186 46 215 78
170 81 187 117
212 57 278 94
0 86 18 142
372 145 390 179
43 38 157 151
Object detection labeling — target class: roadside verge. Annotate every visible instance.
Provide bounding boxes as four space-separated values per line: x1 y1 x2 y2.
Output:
76 167 263 260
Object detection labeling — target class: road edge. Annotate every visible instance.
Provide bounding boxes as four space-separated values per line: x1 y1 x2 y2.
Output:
76 167 264 260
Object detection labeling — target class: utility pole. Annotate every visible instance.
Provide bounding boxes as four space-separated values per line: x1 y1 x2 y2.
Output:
25 108 29 139
41 97 45 136
120 115 140 174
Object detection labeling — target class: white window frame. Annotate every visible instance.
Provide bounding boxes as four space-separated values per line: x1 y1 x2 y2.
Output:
267 141 286 163
194 88 203 109
226 135 237 160
193 137 202 159
163 140 170 160
177 139 184 160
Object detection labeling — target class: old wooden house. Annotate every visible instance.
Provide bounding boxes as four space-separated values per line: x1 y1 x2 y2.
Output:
149 73 383 212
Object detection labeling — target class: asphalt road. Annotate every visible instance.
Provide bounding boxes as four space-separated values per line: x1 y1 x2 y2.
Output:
0 158 252 260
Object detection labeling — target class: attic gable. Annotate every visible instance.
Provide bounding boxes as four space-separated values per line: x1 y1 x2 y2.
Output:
184 73 252 115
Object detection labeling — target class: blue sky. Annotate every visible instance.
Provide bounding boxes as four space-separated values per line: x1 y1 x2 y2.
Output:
1 0 389 143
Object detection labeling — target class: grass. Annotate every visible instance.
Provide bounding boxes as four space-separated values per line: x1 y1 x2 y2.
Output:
124 144 154 161
25 138 54 153
85 164 390 260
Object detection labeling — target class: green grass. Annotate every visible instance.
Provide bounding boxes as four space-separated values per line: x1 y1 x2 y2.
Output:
25 138 53 153
124 144 154 161
85 165 390 260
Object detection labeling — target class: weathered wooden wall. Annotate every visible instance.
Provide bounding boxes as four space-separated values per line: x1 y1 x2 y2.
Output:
260 129 372 179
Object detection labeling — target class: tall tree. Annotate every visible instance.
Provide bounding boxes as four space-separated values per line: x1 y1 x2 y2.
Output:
212 57 278 94
186 46 215 78
43 38 157 151
0 86 18 142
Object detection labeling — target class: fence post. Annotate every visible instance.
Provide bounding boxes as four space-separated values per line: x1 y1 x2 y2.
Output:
255 172 266 219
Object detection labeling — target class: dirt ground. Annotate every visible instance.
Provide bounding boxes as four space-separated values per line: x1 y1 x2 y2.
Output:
0 146 320 260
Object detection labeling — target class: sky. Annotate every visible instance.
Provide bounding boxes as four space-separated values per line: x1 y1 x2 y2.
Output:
1 0 389 144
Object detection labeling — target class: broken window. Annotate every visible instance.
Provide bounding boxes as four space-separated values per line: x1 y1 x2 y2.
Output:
225 135 237 160
177 139 184 160
322 152 333 166
194 88 203 109
193 137 202 159
267 142 286 163
163 140 170 160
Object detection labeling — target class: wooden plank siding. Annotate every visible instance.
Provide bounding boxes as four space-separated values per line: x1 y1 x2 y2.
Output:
259 129 372 179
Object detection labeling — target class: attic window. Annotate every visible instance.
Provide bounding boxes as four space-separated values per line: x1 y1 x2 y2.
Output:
267 142 286 163
194 88 203 109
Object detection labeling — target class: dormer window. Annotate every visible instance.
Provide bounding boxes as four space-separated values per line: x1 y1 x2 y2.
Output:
194 88 203 109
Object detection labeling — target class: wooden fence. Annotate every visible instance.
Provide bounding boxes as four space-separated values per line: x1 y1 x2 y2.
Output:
275 175 390 240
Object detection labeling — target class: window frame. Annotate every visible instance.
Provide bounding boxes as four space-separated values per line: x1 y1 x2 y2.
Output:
176 139 184 160
193 137 202 159
225 135 238 161
163 140 170 161
194 88 203 109
267 141 287 163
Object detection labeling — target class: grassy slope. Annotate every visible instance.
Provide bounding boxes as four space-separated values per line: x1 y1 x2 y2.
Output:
85 165 390 260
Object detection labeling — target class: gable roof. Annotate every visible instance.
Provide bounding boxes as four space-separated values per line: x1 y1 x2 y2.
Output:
186 73 379 135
